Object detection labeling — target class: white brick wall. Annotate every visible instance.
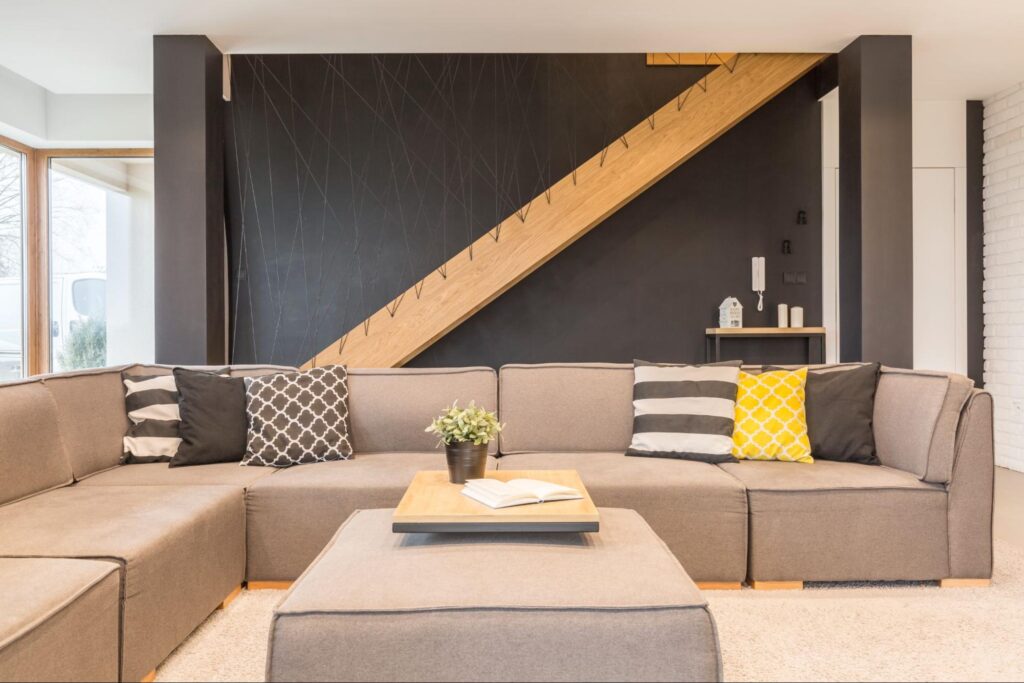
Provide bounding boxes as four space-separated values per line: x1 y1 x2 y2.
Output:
984 83 1024 472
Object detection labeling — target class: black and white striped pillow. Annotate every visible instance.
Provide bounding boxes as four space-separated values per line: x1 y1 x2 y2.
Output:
121 369 227 464
626 360 741 463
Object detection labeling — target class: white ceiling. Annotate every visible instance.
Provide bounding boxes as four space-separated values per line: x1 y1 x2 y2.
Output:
0 0 1021 99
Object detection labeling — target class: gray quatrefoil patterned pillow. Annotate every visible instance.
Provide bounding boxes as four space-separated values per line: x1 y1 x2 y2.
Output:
241 366 354 467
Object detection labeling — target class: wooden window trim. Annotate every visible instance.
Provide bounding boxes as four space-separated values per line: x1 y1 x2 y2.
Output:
0 135 154 376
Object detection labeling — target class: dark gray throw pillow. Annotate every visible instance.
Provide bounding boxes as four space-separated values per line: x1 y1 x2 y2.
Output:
170 368 248 468
769 363 881 464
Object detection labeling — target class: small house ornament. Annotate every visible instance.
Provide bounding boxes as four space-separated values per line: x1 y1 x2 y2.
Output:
719 297 743 328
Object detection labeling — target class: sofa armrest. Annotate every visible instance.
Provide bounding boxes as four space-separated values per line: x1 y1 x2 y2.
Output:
946 389 995 579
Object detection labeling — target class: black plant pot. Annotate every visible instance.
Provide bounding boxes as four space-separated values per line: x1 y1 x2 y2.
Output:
445 442 488 484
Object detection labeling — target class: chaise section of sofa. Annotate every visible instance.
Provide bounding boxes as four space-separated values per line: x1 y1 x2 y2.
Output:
0 485 245 681
0 364 287 681
0 558 120 683
245 367 499 581
496 363 750 583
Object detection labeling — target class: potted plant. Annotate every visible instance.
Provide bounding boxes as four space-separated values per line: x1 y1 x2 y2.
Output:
426 401 503 484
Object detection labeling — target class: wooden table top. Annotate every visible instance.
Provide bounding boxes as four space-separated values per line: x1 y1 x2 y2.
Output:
706 326 826 335
392 470 600 533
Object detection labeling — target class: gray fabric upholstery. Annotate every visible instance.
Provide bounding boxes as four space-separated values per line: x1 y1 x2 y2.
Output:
873 368 974 483
0 558 120 683
246 452 498 581
0 485 245 681
42 368 128 480
77 462 279 488
720 460 950 581
498 363 634 453
497 452 747 582
348 367 498 454
947 390 995 579
268 508 721 683
0 379 73 507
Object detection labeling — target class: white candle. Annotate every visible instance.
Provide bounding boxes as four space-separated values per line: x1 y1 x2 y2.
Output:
791 306 804 328
777 303 789 328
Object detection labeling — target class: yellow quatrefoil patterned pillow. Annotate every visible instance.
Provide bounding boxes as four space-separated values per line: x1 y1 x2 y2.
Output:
732 368 813 463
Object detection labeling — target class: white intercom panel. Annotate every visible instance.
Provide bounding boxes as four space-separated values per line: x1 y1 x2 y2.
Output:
751 257 765 311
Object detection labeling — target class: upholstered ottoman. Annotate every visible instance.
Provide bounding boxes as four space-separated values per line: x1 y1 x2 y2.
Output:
267 507 721 682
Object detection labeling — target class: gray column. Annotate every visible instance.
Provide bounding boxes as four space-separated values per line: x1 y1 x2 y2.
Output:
838 35 913 367
153 35 226 365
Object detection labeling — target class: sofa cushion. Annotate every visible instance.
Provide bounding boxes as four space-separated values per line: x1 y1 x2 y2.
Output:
75 462 278 488
719 460 949 581
242 366 353 468
0 379 73 507
628 360 741 464
171 368 248 468
0 485 245 681
499 363 634 454
496 452 748 582
246 452 498 581
41 367 130 480
0 558 120 682
873 368 974 483
348 368 498 455
732 368 812 463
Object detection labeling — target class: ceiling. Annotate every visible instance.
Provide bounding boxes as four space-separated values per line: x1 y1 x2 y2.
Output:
0 0 1021 99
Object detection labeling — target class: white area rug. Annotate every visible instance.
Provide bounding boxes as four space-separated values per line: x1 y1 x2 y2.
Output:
157 542 1024 682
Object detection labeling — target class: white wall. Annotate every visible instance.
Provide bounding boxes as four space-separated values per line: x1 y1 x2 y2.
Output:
983 83 1024 473
820 95 968 374
0 64 152 148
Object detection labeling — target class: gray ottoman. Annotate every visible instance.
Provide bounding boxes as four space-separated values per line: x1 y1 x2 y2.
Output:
268 508 722 682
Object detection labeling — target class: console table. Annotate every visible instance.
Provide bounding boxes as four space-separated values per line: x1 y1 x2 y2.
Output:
705 327 826 364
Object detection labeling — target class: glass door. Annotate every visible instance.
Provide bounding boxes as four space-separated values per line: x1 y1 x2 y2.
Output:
48 156 155 371
0 143 26 380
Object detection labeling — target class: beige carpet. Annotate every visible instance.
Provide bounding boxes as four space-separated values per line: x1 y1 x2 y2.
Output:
157 541 1024 682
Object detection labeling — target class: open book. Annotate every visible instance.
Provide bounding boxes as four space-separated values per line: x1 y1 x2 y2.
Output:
461 478 584 509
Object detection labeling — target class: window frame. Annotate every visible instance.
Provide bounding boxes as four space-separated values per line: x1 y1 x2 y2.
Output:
0 135 153 376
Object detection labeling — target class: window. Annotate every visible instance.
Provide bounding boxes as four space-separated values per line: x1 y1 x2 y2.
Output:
0 143 26 380
48 157 155 372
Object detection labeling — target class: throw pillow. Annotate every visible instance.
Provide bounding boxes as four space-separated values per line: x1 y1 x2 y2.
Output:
170 368 248 468
768 363 881 464
626 360 742 464
732 368 813 463
122 367 228 463
122 372 182 463
241 365 353 467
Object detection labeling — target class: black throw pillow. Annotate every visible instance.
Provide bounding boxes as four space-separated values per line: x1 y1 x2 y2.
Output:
170 368 248 468
768 363 881 464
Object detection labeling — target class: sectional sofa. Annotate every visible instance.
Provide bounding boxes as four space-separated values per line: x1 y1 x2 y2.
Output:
0 362 994 682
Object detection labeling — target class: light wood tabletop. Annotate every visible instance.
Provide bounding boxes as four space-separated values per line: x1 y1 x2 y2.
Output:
392 470 600 533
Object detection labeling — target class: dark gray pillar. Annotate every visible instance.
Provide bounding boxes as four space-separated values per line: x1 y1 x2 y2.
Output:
967 100 985 386
153 35 226 365
838 36 913 367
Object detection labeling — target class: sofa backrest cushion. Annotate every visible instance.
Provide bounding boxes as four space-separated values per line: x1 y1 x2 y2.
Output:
499 363 634 454
0 378 73 506
873 367 974 484
348 367 498 454
42 367 129 479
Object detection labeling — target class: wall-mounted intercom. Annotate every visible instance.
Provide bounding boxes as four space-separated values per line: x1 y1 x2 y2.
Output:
751 256 765 312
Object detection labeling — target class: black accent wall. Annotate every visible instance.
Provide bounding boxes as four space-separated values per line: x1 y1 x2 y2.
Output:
411 73 823 367
224 54 824 367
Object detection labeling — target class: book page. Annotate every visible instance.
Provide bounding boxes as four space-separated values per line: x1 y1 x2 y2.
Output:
507 478 582 502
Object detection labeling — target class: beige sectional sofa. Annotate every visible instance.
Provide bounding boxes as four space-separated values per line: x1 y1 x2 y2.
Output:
0 362 994 682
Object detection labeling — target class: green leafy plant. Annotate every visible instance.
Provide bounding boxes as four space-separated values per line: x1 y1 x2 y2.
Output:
57 317 106 370
426 401 503 447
